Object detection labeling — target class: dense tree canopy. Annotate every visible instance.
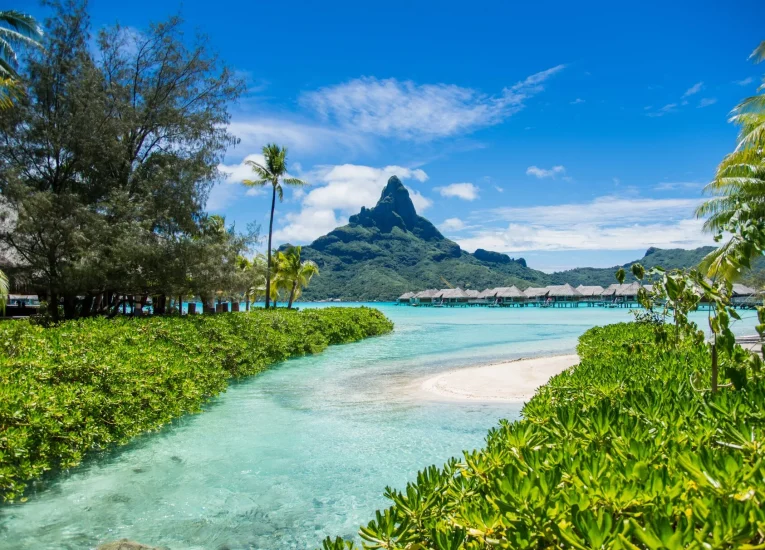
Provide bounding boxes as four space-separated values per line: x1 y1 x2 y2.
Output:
0 2 254 319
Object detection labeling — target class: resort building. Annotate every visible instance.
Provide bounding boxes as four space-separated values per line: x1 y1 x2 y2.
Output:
523 286 549 305
397 291 415 304
731 284 759 306
412 289 439 305
434 288 471 305
495 286 525 305
576 285 605 306
545 284 582 306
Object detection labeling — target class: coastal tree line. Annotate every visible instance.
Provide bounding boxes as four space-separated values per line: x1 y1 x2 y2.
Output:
0 3 319 319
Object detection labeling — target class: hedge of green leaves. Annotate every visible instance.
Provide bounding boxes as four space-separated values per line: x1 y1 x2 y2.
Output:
0 307 393 502
323 323 765 549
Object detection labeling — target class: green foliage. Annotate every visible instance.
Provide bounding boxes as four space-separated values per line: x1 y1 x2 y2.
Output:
0 307 393 502
242 144 307 310
0 4 249 319
322 323 765 549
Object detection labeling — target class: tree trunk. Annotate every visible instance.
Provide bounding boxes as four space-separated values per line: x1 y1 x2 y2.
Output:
63 294 77 320
711 342 718 394
288 280 297 309
265 183 277 310
178 294 183 315
155 294 166 315
48 291 59 321
246 294 250 312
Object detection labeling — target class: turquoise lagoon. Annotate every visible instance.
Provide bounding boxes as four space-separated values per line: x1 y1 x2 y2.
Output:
0 305 759 550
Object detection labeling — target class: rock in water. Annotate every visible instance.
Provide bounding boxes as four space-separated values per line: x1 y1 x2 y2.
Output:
97 540 162 550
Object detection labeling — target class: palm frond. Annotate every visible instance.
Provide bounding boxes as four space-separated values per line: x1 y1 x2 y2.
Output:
242 178 268 187
0 27 44 50
749 40 765 64
283 177 307 187
0 11 43 40
276 184 283 202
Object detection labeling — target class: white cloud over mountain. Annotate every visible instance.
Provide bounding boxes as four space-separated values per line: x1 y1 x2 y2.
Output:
273 164 430 244
456 196 712 253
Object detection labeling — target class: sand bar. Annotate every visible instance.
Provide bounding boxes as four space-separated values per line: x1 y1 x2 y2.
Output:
421 354 579 402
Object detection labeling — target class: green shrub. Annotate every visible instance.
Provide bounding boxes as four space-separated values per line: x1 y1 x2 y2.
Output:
322 323 765 549
0 307 393 501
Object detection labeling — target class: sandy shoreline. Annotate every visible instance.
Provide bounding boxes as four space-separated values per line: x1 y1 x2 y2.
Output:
420 354 579 403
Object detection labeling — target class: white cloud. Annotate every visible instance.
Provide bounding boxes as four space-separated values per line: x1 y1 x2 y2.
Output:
682 82 704 98
435 183 480 201
526 165 566 178
654 181 705 191
300 65 565 141
646 103 677 117
570 98 585 104
457 195 711 253
735 77 754 86
228 118 370 155
494 185 504 193
207 153 268 211
440 217 466 231
273 164 430 245
698 97 717 108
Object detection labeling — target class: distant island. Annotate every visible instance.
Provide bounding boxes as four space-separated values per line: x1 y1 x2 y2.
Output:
285 176 763 301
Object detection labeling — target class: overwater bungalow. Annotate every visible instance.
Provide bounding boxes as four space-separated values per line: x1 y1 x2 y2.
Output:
576 285 605 306
434 287 471 306
545 284 582 306
495 286 525 306
732 284 759 307
397 291 415 304
524 286 549 305
412 289 439 305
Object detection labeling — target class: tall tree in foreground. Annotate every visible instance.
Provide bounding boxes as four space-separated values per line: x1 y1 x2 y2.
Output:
696 40 765 231
276 246 319 309
242 145 306 309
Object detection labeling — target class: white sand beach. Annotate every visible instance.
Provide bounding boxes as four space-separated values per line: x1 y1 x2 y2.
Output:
421 354 579 402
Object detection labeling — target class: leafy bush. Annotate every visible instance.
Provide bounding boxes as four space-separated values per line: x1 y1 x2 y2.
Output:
322 323 765 549
0 307 393 501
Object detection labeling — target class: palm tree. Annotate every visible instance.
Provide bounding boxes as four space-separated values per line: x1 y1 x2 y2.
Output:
0 10 43 109
0 268 8 314
242 145 307 309
275 246 319 309
696 40 765 231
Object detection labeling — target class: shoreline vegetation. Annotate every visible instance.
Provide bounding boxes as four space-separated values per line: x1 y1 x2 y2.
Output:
0 307 393 502
322 323 765 549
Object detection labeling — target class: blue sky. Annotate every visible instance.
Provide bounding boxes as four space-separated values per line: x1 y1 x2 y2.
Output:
28 0 765 271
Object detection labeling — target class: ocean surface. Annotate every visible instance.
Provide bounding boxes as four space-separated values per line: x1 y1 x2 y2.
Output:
0 304 759 550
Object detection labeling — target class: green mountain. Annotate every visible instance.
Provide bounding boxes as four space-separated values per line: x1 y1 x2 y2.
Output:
291 176 762 301
549 246 717 287
295 177 551 301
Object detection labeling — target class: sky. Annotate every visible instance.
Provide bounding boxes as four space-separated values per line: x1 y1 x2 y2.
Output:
27 0 765 271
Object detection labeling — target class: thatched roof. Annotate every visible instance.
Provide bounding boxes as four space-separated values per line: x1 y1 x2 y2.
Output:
546 284 582 297
477 288 497 298
465 289 481 298
398 292 415 300
732 284 757 296
435 288 470 299
414 289 439 298
616 282 643 297
495 286 524 298
600 283 620 297
576 285 604 297
524 287 549 298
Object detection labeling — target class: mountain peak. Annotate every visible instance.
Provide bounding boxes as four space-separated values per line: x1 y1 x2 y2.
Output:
348 175 442 240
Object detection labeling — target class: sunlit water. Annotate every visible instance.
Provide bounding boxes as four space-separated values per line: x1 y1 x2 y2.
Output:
0 305 759 550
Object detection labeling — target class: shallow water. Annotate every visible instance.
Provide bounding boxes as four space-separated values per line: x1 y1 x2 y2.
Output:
0 305 759 550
